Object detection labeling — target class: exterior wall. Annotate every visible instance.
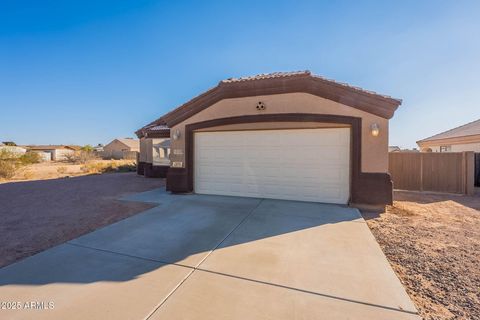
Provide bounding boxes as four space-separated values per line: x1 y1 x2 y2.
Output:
421 142 480 153
103 140 131 153
139 138 148 162
0 146 27 155
53 149 74 161
169 92 389 173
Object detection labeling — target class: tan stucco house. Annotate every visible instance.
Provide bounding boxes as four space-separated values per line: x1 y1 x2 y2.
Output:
417 119 480 152
136 71 402 205
102 138 140 159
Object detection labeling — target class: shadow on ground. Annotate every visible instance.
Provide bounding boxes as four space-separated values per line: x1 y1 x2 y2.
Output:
0 192 359 285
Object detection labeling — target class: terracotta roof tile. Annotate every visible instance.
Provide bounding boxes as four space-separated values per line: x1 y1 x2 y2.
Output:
136 70 402 137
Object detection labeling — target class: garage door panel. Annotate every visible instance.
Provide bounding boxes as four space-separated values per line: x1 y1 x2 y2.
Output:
194 128 350 204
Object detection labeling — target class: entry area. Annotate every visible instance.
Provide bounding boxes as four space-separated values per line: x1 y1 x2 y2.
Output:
194 128 351 204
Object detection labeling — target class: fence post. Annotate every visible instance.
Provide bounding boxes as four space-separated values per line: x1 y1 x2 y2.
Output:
419 153 424 192
465 151 475 195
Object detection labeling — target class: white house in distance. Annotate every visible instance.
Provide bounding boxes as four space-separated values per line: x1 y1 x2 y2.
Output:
26 145 78 161
0 143 27 156
417 119 480 152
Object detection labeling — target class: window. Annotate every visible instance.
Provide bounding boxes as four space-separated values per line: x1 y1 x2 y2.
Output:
439 145 451 152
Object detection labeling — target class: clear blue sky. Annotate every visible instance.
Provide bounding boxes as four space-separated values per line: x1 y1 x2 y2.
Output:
1 1 479 148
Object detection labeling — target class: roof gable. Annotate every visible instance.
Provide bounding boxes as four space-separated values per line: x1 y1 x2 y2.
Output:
417 119 480 143
115 138 139 149
138 71 402 136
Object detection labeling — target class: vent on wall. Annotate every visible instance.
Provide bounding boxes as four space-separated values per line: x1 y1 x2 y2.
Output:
256 101 266 111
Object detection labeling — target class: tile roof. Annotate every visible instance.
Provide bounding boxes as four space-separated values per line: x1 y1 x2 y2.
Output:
222 71 400 102
417 119 480 142
136 70 402 137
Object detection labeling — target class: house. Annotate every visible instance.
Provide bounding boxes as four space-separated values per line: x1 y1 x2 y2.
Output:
388 146 401 152
102 138 139 160
136 71 402 206
26 145 77 161
417 119 480 152
0 143 27 156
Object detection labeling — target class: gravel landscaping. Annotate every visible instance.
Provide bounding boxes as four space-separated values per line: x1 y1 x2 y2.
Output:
364 190 480 320
0 173 164 268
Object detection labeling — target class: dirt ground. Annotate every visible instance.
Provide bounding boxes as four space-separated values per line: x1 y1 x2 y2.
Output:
0 173 164 268
0 159 135 183
364 190 480 320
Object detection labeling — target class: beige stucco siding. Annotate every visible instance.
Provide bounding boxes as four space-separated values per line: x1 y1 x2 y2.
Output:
169 92 389 173
422 142 480 153
139 138 148 162
418 134 480 152
104 140 128 153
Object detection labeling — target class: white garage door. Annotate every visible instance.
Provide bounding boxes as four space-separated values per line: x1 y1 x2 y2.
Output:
194 128 350 204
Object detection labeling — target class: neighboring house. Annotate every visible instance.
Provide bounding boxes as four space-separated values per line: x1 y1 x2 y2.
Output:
136 71 402 206
0 143 27 156
389 146 401 152
417 119 480 152
26 145 76 161
93 144 104 152
102 138 139 160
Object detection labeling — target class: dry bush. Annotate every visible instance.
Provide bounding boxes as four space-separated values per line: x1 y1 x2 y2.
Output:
0 160 17 179
80 161 136 174
22 170 34 180
65 151 98 164
0 150 19 179
57 166 67 174
18 151 41 165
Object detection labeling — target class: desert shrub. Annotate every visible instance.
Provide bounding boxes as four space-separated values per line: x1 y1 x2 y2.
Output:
81 145 94 152
57 166 67 174
65 150 97 164
22 170 34 180
0 160 17 179
80 161 136 174
0 149 15 161
18 151 41 165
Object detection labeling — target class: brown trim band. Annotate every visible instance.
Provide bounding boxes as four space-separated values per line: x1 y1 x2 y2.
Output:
167 113 392 205
145 132 170 138
137 161 146 175
161 75 400 128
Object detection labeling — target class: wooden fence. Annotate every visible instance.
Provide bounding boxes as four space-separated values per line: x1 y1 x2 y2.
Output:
389 152 475 194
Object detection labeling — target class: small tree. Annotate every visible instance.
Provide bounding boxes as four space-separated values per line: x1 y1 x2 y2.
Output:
81 145 94 152
2 141 16 146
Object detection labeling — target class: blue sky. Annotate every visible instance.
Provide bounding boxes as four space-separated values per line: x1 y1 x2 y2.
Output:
1 0 479 148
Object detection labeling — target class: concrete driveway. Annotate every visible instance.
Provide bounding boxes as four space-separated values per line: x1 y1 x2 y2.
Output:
0 189 420 319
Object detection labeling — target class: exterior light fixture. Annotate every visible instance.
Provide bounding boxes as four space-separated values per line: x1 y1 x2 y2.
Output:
173 129 181 140
370 123 380 137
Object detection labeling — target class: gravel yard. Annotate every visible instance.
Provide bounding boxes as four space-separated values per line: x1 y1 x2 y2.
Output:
364 190 480 320
0 173 164 268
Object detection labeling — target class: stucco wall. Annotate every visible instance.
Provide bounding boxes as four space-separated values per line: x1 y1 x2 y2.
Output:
169 92 389 173
139 138 147 162
53 149 74 161
422 142 480 153
104 140 130 153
